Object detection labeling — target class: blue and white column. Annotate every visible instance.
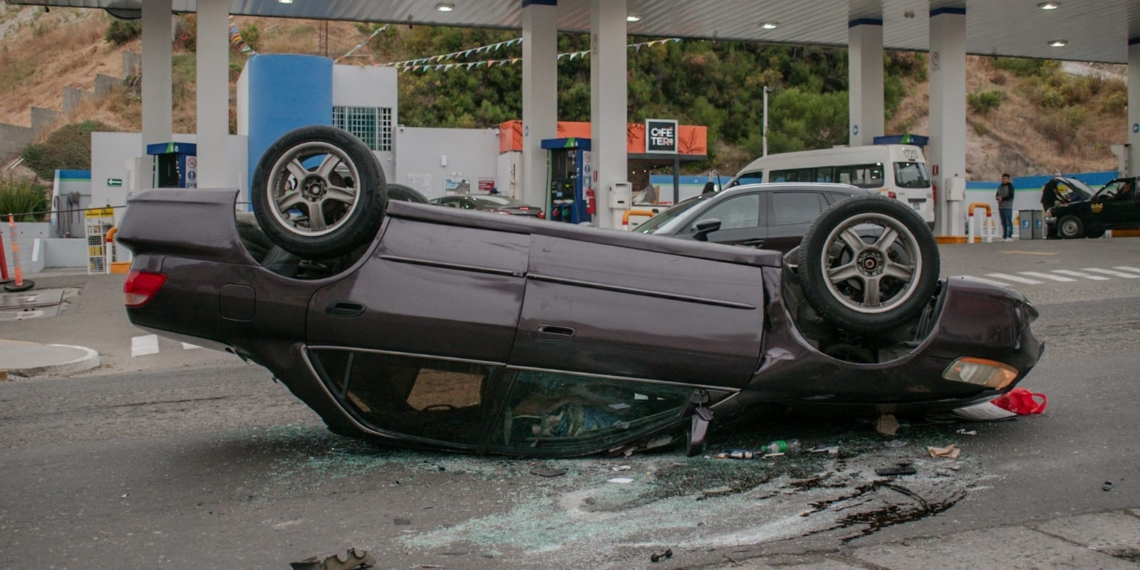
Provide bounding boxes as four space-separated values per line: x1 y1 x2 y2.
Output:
928 5 967 237
848 17 884 146
521 0 558 208
590 0 628 229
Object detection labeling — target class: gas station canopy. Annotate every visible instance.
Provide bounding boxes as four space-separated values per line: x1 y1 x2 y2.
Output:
10 0 1140 63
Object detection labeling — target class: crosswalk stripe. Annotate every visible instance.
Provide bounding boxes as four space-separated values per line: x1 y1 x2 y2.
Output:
182 343 202 350
985 273 1042 284
1085 268 1140 279
1019 271 1076 282
958 275 1012 287
131 335 160 357
1113 266 1140 275
1053 269 1109 281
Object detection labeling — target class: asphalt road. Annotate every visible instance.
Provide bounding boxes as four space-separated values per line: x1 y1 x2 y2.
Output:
1 238 1139 569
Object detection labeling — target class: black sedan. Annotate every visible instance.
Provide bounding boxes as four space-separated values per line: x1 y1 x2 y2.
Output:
430 194 545 218
116 126 1042 458
634 184 873 252
1047 177 1138 239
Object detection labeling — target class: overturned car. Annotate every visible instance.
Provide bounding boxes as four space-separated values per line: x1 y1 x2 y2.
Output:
118 126 1042 457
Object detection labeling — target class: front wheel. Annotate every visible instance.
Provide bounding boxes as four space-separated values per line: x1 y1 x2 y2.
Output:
1058 215 1083 239
797 196 940 334
252 125 388 259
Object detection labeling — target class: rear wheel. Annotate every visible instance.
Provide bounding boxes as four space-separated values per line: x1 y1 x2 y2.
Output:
1058 215 1083 239
252 126 387 259
797 196 939 334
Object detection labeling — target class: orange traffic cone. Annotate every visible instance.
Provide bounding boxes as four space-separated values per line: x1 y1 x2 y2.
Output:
5 213 34 292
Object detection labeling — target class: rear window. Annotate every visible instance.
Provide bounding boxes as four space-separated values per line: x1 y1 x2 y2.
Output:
894 162 931 189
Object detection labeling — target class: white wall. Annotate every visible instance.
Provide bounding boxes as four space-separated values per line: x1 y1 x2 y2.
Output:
334 65 399 181
394 127 500 199
91 132 249 225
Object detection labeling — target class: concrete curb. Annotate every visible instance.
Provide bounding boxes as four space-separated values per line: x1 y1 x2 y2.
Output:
2 342 101 379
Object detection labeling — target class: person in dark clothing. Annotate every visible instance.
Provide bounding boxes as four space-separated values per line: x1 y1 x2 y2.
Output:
1040 178 1059 211
996 173 1015 241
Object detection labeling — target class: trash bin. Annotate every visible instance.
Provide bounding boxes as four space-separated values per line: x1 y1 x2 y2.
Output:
1018 210 1035 240
1031 210 1045 239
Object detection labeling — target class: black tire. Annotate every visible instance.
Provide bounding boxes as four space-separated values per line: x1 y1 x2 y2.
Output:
386 183 428 204
252 125 387 259
1058 215 1083 239
797 196 940 334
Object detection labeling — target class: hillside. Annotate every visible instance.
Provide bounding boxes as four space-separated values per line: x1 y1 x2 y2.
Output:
0 4 1128 181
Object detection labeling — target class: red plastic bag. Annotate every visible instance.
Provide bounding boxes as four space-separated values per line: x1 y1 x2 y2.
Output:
992 388 1047 415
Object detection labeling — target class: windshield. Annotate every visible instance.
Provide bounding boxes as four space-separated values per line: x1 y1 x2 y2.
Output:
893 162 931 189
634 196 707 234
1093 178 1134 201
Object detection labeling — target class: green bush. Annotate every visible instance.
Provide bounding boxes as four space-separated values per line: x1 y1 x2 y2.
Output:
21 121 111 180
240 23 260 52
967 90 1004 114
104 18 141 46
0 177 50 222
992 57 1059 77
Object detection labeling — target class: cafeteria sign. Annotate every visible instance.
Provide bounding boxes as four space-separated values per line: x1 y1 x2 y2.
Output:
645 119 678 154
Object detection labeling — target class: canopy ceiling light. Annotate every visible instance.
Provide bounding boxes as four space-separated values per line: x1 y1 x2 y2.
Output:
760 21 779 30
626 15 641 22
435 3 455 12
1037 2 1060 9
1048 39 1067 47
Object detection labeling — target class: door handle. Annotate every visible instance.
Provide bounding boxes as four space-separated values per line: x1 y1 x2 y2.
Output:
325 301 365 318
741 239 765 248
534 325 575 342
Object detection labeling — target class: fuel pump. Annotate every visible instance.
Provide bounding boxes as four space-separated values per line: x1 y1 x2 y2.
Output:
146 142 198 188
541 138 593 224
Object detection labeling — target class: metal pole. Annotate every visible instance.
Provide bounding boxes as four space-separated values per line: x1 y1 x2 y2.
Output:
673 154 680 205
762 86 770 157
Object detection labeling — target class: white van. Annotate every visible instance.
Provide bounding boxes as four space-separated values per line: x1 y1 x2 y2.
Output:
726 145 934 224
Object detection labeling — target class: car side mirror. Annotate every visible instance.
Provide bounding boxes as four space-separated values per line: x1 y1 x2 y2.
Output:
691 219 722 241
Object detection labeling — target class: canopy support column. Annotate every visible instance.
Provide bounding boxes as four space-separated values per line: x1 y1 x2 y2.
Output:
1127 39 1140 176
141 0 173 151
196 0 230 188
929 6 967 238
848 18 884 146
521 0 558 208
590 0 628 229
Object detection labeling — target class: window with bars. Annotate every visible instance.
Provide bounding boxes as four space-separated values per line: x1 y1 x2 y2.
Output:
333 106 393 152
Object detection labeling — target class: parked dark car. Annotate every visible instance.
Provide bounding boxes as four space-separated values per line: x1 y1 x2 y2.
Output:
1047 177 1138 239
634 183 874 252
431 194 545 218
117 126 1042 458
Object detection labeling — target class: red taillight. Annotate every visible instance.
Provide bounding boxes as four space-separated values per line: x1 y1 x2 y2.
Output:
888 191 897 199
124 269 167 308
537 211 545 219
518 206 530 210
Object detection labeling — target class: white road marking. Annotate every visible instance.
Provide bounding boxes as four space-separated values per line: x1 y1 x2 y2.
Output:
985 273 1043 284
1084 268 1140 279
181 343 202 350
1019 271 1076 282
131 335 160 357
1053 269 1109 281
957 275 1013 287
1113 266 1140 275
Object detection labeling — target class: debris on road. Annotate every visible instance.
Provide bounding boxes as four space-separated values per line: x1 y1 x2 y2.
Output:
529 466 567 478
949 401 1018 421
955 429 978 436
608 477 634 484
1103 481 1115 491
875 465 918 476
394 517 412 525
928 444 961 459
650 548 674 562
992 388 1048 415
289 548 375 570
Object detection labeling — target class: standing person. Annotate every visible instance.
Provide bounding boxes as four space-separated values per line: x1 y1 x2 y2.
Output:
996 173 1015 242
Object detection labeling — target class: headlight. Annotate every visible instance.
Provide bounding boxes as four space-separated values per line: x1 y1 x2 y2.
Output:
942 357 1019 389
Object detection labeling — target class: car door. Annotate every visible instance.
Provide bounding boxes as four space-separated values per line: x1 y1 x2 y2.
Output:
304 216 530 450
508 234 766 387
1103 178 1138 229
680 191 767 247
764 190 830 252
